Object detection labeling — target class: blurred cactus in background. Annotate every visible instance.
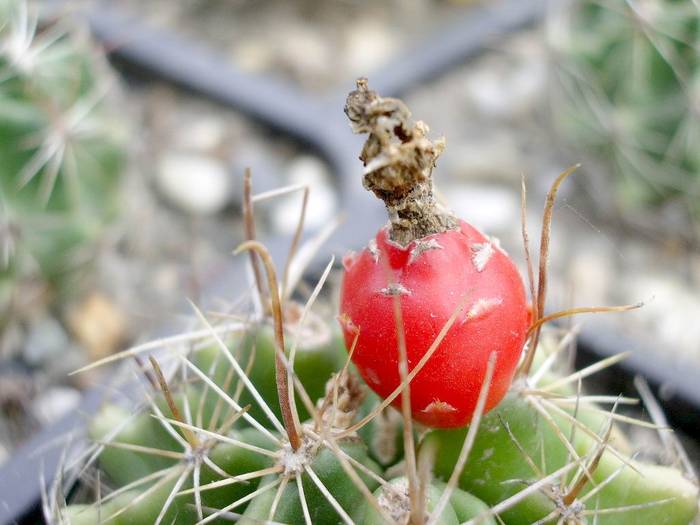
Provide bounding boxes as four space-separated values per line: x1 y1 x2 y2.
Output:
0 0 127 322
550 0 700 234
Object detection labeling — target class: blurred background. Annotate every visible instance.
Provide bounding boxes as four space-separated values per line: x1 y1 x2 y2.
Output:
0 0 699 479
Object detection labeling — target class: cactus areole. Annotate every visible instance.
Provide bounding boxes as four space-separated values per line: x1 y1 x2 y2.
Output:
339 80 530 428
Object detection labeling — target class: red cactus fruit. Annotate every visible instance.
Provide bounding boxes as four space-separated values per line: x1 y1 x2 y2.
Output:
339 79 530 428
339 220 529 428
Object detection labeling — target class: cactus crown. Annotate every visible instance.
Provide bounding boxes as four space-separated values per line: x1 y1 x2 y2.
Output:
45 81 699 525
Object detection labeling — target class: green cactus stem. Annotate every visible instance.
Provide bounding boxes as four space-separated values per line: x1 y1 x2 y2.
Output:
423 392 698 525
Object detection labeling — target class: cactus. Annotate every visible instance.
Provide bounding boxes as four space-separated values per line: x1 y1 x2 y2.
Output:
549 0 700 226
0 0 126 315
49 83 698 525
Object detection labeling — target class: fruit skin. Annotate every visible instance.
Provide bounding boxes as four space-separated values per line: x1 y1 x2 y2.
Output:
339 219 529 428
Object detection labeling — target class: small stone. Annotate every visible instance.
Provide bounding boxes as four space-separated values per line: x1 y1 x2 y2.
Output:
67 293 126 362
230 144 285 196
446 136 523 182
345 22 397 78
24 316 69 366
232 39 273 73
507 60 546 115
464 66 510 117
31 387 80 427
463 48 545 119
568 242 614 306
440 183 518 233
172 117 226 152
156 152 232 215
153 265 181 296
271 155 337 234
276 26 331 87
